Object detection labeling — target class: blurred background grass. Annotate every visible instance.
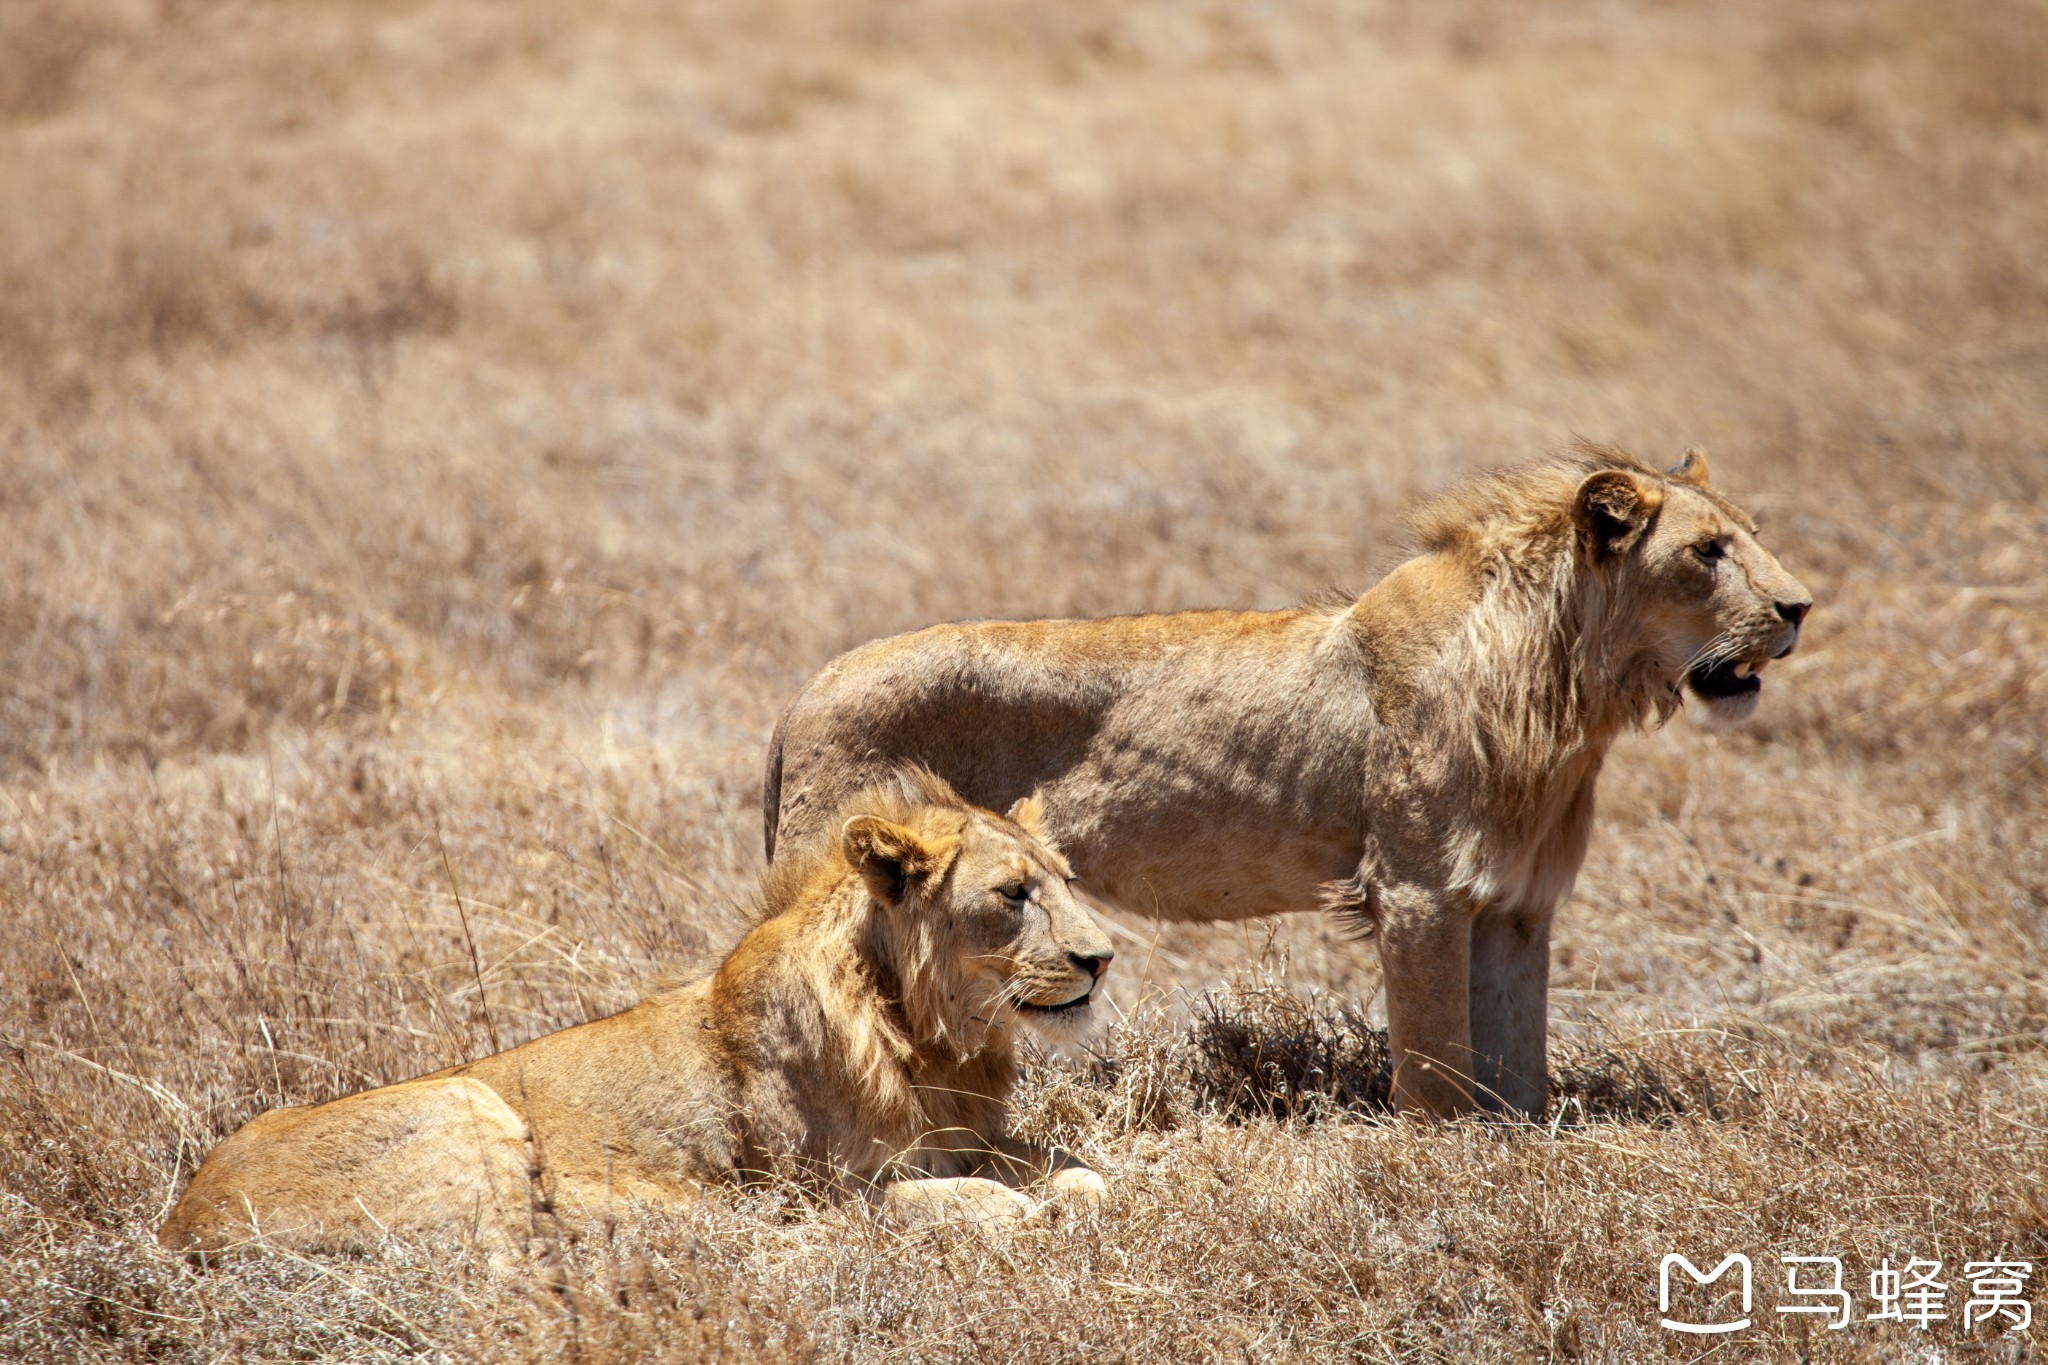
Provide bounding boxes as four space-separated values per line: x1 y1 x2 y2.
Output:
2 0 2044 1358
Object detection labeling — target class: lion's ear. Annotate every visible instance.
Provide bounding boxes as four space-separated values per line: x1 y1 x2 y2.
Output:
1577 470 1662 556
841 816 957 901
1668 446 1712 487
1005 792 1057 849
1575 469 1664 558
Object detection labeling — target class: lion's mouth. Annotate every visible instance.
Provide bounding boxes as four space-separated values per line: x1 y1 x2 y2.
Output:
1686 656 1767 702
1018 987 1094 1017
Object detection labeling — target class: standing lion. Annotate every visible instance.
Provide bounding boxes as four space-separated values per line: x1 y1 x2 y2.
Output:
763 445 1811 1119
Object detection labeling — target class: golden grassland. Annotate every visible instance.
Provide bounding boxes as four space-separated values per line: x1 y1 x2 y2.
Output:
2 0 2045 1358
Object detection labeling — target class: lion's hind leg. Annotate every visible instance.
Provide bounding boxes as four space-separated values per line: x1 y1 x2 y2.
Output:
161 1075 536 1257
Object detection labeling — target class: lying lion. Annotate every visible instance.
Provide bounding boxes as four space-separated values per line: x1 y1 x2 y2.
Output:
161 773 1114 1255
764 444 1812 1120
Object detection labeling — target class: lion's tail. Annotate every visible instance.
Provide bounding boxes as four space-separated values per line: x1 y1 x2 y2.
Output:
762 704 789 862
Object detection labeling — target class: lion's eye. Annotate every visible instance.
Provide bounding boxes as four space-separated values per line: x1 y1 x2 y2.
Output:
1694 539 1725 562
998 881 1028 903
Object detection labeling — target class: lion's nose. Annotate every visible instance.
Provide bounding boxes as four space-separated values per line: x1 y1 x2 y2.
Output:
1069 950 1113 980
1775 598 1811 627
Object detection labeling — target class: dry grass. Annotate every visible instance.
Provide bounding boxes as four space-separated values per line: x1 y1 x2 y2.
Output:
3 0 2046 1358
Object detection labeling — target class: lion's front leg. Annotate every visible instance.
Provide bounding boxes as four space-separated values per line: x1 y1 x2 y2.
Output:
878 1137 1106 1227
1376 886 1479 1119
1468 907 1553 1119
879 1177 1034 1227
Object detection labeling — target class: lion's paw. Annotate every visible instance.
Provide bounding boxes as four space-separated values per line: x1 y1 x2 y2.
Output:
1045 1165 1109 1209
881 1177 1033 1229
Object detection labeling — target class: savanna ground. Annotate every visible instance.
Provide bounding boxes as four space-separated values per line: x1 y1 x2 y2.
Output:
2 0 2045 1359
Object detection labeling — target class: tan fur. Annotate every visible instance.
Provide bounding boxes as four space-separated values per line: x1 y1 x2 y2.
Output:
161 775 1115 1255
765 443 1811 1119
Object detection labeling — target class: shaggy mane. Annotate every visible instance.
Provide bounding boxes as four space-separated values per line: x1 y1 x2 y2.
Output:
1373 440 1724 788
751 765 975 927
727 765 1018 1140
1403 439 1659 560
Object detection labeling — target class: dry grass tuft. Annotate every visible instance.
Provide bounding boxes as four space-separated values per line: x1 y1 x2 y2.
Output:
3 0 2046 1358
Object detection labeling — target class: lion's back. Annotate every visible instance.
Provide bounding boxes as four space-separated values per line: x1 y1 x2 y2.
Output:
766 607 1327 854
